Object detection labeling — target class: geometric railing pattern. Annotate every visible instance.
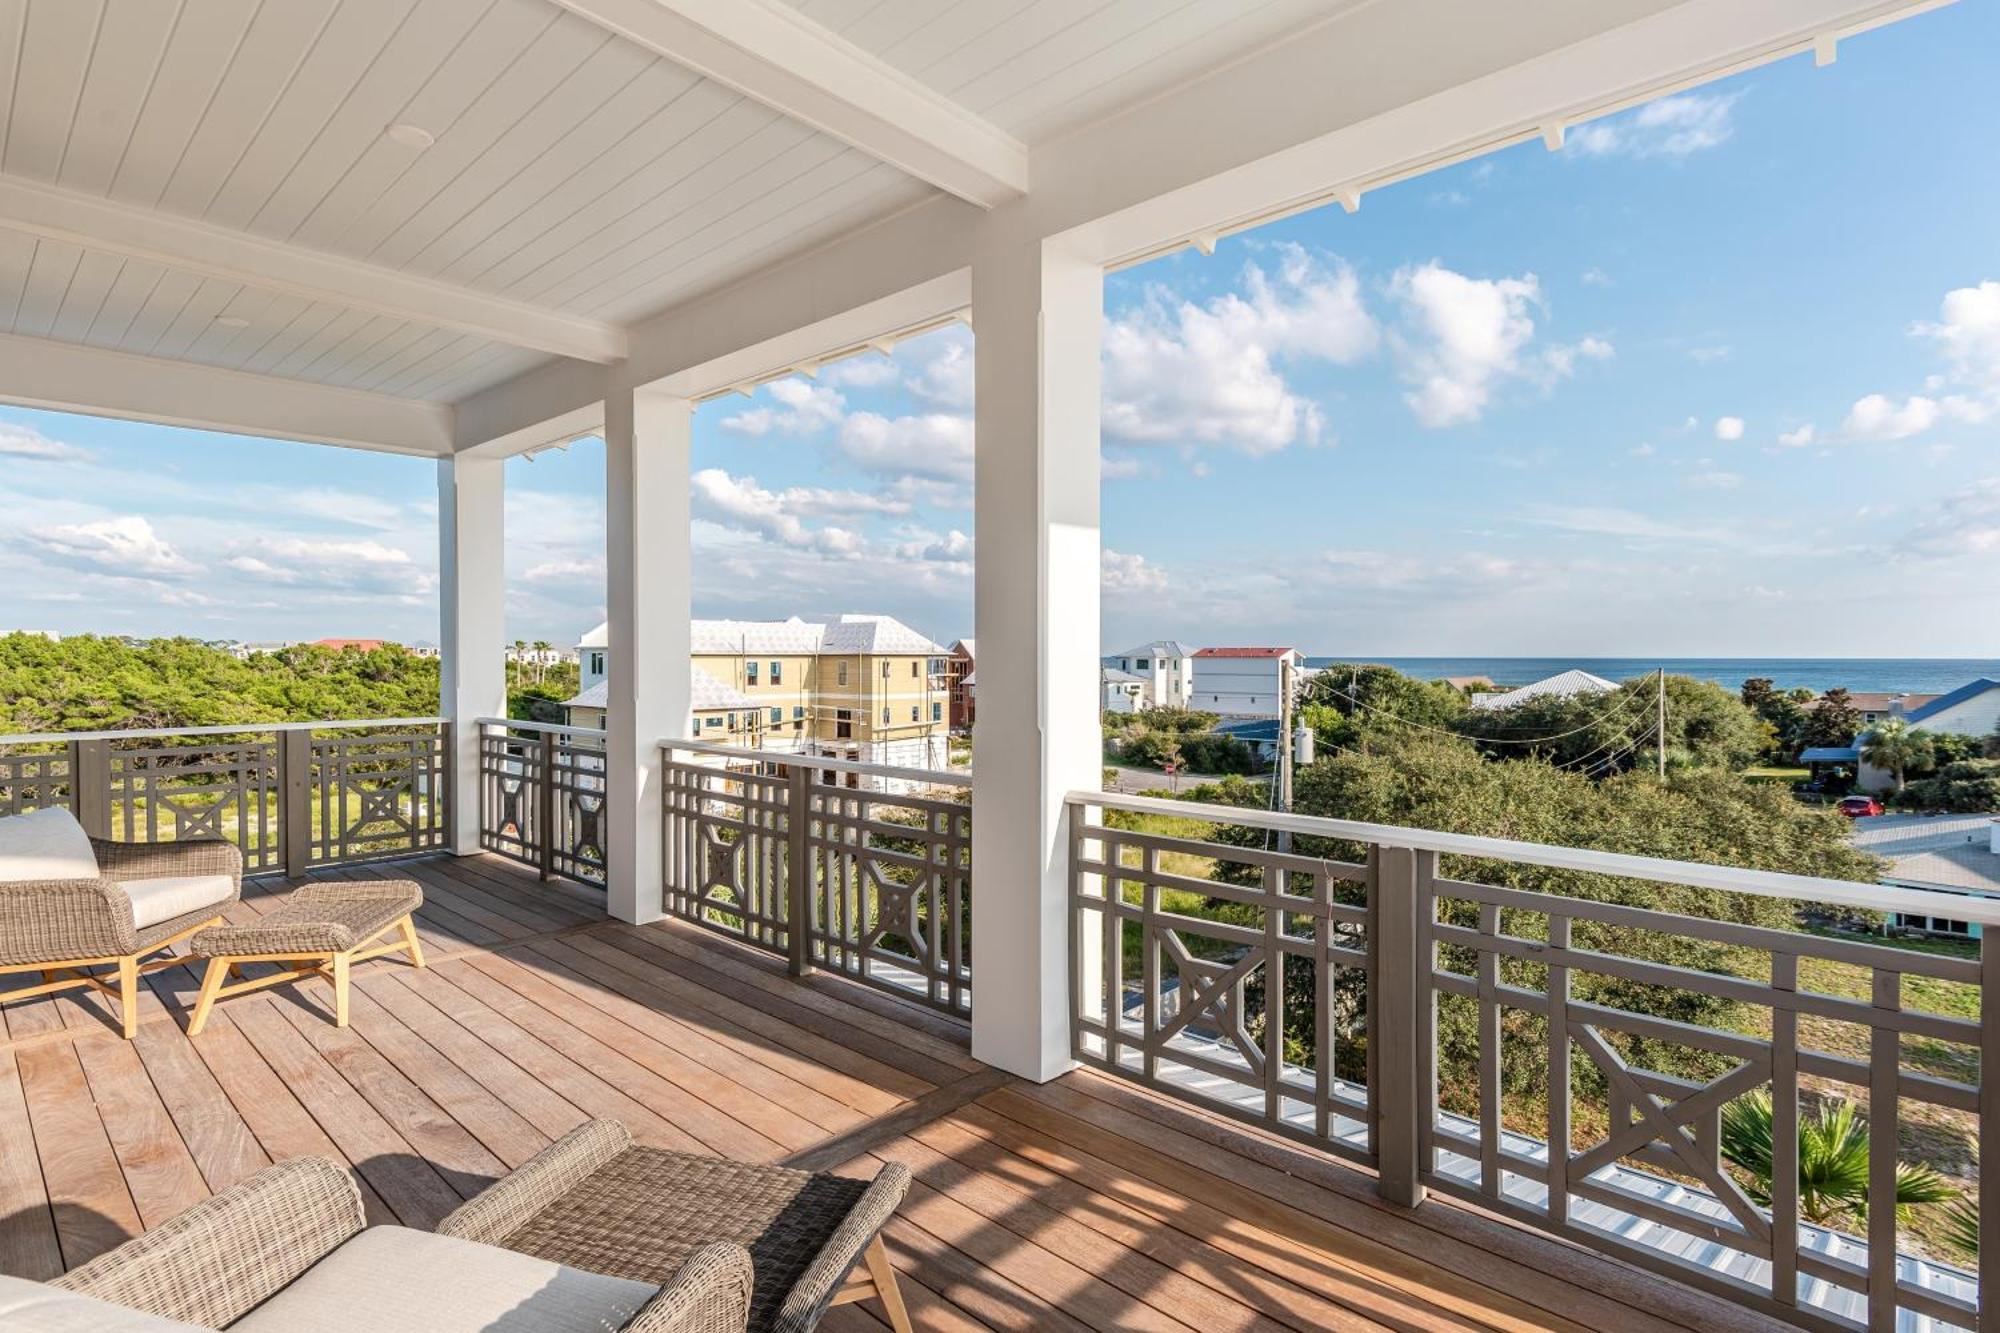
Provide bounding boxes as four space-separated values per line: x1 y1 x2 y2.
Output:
476 719 606 886
660 746 971 1018
0 719 447 875
1067 792 1997 1333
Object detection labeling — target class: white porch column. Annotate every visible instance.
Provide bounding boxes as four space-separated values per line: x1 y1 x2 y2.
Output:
970 236 1104 1081
437 454 507 855
603 385 692 924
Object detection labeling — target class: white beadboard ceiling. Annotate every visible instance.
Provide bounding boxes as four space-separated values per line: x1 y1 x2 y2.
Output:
0 0 1360 406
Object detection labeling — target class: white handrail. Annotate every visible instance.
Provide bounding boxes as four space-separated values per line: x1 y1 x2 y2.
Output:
0 717 448 746
663 736 971 787
1070 788 2000 925
476 716 607 739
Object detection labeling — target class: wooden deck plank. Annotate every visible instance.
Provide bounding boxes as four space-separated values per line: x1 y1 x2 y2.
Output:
0 853 1794 1333
0 1047 62 1280
13 1040 143 1268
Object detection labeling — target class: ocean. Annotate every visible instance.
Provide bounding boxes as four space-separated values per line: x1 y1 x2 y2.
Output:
1298 658 2000 695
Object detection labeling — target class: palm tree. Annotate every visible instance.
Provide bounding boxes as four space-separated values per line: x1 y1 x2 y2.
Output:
1720 1090 1956 1228
532 640 553 685
1859 718 1934 790
1942 1194 1979 1263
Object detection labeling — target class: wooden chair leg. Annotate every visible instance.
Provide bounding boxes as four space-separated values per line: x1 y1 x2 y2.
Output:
188 958 229 1037
863 1235 913 1333
331 953 350 1028
397 915 425 969
117 956 140 1040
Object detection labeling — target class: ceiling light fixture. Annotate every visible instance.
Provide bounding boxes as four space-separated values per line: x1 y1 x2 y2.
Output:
385 123 436 150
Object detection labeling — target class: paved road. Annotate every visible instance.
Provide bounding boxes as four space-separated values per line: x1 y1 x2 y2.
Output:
1849 812 2000 893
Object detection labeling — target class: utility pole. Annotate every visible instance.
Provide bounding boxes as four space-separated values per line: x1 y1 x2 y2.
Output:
1657 667 1667 779
1277 657 1294 855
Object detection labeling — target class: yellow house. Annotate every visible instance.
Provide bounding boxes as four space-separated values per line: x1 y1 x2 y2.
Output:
564 615 949 770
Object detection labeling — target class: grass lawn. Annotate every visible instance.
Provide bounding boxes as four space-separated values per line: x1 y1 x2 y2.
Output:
1741 765 1810 783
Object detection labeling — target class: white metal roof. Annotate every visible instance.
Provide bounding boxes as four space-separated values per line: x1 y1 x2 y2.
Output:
1115 641 1195 660
1468 669 1620 711
575 614 943 657
565 663 754 713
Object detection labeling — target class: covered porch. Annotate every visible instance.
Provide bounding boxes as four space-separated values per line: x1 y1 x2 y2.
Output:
0 2 1991 1330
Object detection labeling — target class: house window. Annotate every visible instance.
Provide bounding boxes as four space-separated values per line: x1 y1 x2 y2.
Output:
881 707 890 723
931 702 942 721
837 662 848 686
835 709 852 739
882 661 891 679
703 716 721 728
793 706 804 719
911 705 919 721
770 661 781 684
745 661 758 684
726 712 736 729
910 661 919 677
769 708 782 723
1136 659 1150 670
589 652 604 675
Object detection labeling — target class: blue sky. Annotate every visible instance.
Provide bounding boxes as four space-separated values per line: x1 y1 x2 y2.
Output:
3 3 1998 656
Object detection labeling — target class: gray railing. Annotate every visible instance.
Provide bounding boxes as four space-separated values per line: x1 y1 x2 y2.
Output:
661 739 972 1017
1069 789 1998 1333
0 718 448 875
476 718 606 885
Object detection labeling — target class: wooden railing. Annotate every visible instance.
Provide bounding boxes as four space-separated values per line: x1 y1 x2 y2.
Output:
476 718 606 885
0 718 448 875
660 739 971 1017
1068 789 1998 1333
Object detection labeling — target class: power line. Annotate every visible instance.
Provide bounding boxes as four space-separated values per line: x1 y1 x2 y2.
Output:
1311 677 1656 747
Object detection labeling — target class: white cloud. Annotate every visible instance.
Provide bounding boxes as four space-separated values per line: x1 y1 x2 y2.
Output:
522 556 605 583
1100 246 1376 452
1777 424 1817 448
1580 267 1612 287
1689 345 1731 364
1690 469 1743 490
1630 442 1656 458
0 424 87 462
1566 93 1739 159
892 528 973 564
1913 280 2000 390
902 333 974 409
719 378 847 437
1390 263 1561 427
1841 392 1987 441
1897 477 2000 559
691 468 894 555
1713 416 1744 441
819 356 899 389
1542 335 1615 379
24 516 195 576
1524 504 1737 546
838 412 974 482
1102 548 1168 595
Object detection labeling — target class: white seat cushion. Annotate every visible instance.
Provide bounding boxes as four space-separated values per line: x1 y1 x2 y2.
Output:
0 1274 211 1331
230 1226 656 1333
122 874 235 930
0 807 99 883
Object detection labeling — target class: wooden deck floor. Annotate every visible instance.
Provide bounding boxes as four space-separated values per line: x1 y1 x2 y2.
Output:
0 853 1787 1332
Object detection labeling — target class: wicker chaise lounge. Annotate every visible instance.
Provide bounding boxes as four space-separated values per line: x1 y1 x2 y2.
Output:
0 807 242 1039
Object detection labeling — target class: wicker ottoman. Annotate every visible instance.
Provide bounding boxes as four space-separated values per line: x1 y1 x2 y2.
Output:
186 879 424 1035
437 1120 914 1333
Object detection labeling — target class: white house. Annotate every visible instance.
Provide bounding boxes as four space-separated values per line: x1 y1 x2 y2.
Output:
1834 679 2000 793
1192 647 1306 719
1102 668 1148 714
1105 641 1196 710
1468 669 1619 712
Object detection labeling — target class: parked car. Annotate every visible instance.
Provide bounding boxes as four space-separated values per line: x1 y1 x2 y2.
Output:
1837 794 1885 818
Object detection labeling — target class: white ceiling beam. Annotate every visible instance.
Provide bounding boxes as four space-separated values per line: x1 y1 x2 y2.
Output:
0 175 627 364
546 0 1029 208
0 332 453 456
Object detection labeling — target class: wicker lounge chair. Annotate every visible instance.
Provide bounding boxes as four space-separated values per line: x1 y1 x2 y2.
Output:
2 1154 755 1332
0 808 241 1039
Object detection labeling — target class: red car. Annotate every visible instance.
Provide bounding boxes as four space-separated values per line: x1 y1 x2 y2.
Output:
1837 795 1884 818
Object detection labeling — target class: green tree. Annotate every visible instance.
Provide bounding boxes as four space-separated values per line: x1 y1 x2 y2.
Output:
1860 719 1934 789
1299 662 1468 749
1720 1091 1956 1228
1455 675 1764 774
1807 688 1864 750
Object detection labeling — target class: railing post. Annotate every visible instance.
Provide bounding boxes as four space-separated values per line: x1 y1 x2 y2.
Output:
1980 932 1997 1333
787 765 811 977
71 738 110 838
537 730 557 881
1372 843 1430 1207
279 728 311 878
